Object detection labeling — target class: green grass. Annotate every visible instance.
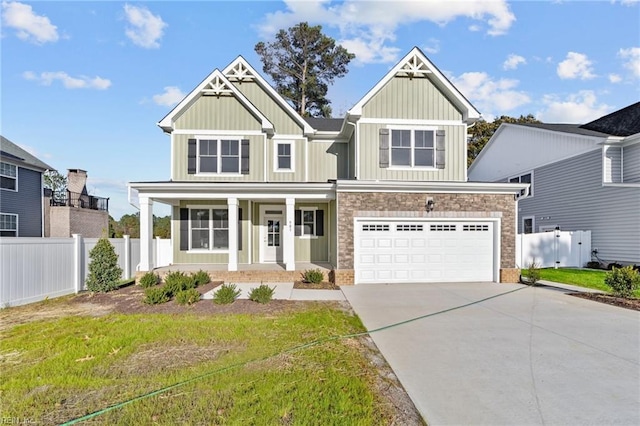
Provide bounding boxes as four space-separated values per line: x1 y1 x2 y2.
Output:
0 306 394 425
523 267 640 297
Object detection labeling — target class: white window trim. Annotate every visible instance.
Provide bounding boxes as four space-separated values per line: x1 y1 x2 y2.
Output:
0 162 18 192
274 140 295 173
509 171 534 199
186 205 229 253
195 137 242 176
0 212 18 236
299 206 318 239
387 125 437 170
522 215 535 234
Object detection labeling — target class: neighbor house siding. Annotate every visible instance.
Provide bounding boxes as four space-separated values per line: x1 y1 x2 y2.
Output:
173 134 265 181
229 80 303 135
358 123 466 181
173 96 262 131
517 150 640 263
0 167 42 237
362 76 463 120
623 143 640 182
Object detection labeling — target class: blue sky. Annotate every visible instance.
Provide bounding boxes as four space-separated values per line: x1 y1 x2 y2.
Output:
2 0 639 219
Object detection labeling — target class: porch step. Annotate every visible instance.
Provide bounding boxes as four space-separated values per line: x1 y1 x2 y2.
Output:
153 269 332 284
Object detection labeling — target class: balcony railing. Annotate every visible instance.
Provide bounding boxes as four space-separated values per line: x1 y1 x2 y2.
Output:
50 190 109 212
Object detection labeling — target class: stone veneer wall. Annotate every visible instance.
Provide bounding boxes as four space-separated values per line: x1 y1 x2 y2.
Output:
336 192 517 284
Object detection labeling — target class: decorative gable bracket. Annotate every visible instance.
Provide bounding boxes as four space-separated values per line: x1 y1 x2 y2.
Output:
225 62 255 83
202 75 234 96
396 54 432 79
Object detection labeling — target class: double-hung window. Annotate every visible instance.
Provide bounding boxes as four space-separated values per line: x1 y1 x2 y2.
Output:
0 162 17 191
190 208 229 250
302 209 315 236
390 128 435 167
509 172 533 198
0 213 17 236
198 139 240 174
275 141 294 171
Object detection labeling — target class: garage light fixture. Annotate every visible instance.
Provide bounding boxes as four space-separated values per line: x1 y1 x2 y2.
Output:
426 197 435 212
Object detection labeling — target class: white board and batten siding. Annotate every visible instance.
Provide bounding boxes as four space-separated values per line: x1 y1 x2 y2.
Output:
517 150 640 264
354 218 499 284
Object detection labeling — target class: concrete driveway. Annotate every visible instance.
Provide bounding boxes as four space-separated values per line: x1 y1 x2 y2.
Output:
342 282 640 425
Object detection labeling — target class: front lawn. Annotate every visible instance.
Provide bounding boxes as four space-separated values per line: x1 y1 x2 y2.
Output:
524 267 640 297
1 306 404 425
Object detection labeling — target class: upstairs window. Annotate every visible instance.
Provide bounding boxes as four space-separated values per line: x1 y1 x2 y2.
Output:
0 213 17 236
198 139 240 174
275 141 294 172
388 128 437 168
0 162 17 191
509 172 533 198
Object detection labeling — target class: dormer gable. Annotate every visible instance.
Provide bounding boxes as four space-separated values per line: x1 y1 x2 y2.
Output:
222 56 315 136
158 69 274 135
348 47 480 124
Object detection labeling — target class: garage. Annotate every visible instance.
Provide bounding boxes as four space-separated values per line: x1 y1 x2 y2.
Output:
354 219 497 284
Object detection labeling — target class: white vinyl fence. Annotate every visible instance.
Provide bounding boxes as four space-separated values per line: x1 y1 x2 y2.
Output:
516 230 591 269
0 236 171 308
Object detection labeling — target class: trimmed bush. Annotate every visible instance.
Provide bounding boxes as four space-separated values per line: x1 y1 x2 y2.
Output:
604 266 640 298
144 286 170 305
249 284 275 304
176 288 201 305
192 270 211 287
302 269 324 284
164 271 196 296
85 237 123 293
213 284 241 305
139 272 160 288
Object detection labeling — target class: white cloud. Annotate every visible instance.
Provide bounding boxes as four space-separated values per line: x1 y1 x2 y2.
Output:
557 52 596 80
423 38 440 55
503 54 526 70
123 4 167 49
258 0 515 64
450 71 530 120
152 86 185 106
618 47 640 78
1 1 58 44
23 71 111 90
609 73 622 83
612 0 640 5
537 91 611 123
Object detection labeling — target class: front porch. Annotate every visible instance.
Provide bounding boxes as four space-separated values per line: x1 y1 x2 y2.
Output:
151 262 334 284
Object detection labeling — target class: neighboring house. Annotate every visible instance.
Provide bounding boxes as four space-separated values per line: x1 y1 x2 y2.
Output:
130 47 526 284
43 169 110 238
468 102 640 265
0 136 53 237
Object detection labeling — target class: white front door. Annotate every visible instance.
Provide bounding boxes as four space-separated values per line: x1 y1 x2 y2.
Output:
262 214 284 262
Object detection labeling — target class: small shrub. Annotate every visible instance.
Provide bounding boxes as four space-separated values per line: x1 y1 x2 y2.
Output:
85 237 123 293
302 269 324 284
586 261 602 270
175 288 201 305
144 286 170 305
191 270 211 287
249 284 275 304
604 266 640 298
139 272 160 288
525 259 541 286
164 271 195 296
213 283 241 305
607 262 623 270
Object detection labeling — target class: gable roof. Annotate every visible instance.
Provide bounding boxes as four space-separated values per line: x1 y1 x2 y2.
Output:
158 69 274 134
222 56 314 136
347 47 481 123
303 117 343 132
1 135 53 171
580 102 640 137
516 123 610 137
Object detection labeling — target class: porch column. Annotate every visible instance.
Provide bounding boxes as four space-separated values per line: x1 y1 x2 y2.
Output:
139 197 154 272
228 197 238 271
284 197 295 271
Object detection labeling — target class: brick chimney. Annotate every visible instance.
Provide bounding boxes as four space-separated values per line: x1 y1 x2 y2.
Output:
67 169 88 194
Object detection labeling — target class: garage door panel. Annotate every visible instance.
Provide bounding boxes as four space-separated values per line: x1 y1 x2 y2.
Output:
377 254 392 264
394 238 410 248
377 238 393 248
395 254 409 263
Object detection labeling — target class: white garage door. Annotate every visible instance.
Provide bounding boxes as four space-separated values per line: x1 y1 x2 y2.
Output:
354 220 495 284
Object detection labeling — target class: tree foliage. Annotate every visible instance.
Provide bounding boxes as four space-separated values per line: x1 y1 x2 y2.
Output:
85 237 122 292
43 170 67 193
255 22 355 118
109 213 171 238
467 114 541 167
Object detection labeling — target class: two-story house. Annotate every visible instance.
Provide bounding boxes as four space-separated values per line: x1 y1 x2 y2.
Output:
468 102 640 265
129 47 526 285
1 136 53 237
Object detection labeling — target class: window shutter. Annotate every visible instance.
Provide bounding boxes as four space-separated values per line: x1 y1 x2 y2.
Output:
179 208 189 251
238 208 243 251
188 139 197 174
315 210 324 236
435 130 445 169
379 128 390 168
294 209 302 236
241 139 250 174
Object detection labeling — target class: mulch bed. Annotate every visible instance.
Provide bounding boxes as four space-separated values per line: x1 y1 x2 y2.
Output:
568 292 640 311
293 281 340 290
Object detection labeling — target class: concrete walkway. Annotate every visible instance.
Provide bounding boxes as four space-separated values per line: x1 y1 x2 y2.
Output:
202 282 345 301
342 282 640 426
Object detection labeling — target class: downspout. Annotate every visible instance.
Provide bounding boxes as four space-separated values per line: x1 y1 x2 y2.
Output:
346 121 356 179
